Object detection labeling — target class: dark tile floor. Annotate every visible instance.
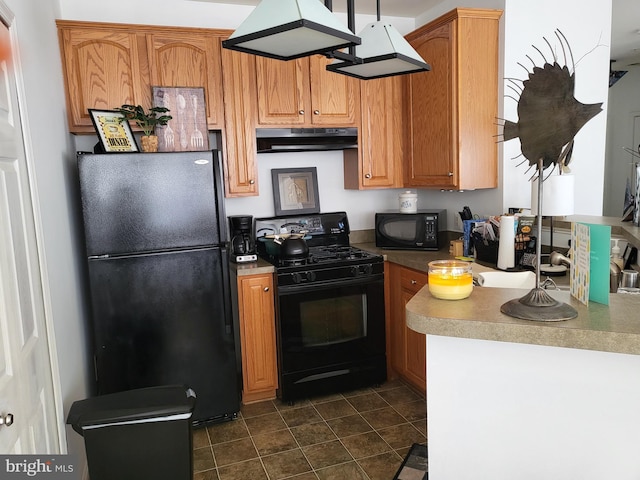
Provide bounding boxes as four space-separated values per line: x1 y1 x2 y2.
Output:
192 380 427 480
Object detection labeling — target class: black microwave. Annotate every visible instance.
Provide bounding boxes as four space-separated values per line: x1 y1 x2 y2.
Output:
375 210 446 250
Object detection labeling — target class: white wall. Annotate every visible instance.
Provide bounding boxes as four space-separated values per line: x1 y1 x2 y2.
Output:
500 0 610 215
428 335 640 479
224 151 404 230
604 67 640 216
4 0 90 462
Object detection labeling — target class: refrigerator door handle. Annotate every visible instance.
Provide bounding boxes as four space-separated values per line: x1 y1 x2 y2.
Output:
220 247 234 335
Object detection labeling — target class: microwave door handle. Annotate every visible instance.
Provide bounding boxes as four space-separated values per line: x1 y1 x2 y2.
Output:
418 218 428 244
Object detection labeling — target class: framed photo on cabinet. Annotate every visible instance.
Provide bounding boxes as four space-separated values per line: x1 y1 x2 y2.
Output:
89 109 139 153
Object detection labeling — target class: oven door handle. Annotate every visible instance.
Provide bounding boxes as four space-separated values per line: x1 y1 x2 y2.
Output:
277 274 384 295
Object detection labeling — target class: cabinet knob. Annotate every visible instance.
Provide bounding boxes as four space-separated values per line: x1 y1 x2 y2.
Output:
364 173 371 179
263 287 270 292
313 110 320 115
411 280 417 285
249 179 255 185
299 110 305 115
448 172 453 177
0 413 14 427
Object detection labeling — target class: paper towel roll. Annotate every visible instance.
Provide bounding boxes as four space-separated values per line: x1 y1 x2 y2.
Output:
497 215 516 270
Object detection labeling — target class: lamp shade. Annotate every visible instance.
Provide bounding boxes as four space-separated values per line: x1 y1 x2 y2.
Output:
222 0 360 60
531 174 575 216
326 21 431 79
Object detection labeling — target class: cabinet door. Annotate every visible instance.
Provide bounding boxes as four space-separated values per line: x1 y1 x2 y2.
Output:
402 290 427 390
255 56 309 125
309 55 359 126
58 24 149 133
238 274 278 403
147 32 225 128
221 48 259 196
344 75 404 189
388 263 427 394
405 21 456 188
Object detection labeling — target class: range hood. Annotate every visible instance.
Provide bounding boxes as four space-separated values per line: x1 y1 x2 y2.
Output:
256 127 357 153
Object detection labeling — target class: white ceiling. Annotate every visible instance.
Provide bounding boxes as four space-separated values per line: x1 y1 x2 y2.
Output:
199 0 640 67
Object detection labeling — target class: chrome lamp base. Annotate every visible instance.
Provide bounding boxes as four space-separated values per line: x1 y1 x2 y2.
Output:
500 287 578 322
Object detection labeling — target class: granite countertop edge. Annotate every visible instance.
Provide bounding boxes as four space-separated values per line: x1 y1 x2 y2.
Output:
405 286 640 356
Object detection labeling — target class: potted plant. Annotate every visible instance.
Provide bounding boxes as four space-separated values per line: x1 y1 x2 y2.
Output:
116 104 172 152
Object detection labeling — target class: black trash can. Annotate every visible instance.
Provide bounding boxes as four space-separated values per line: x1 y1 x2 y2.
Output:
67 385 196 480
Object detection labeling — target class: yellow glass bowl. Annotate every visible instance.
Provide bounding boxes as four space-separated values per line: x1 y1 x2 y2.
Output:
428 260 473 300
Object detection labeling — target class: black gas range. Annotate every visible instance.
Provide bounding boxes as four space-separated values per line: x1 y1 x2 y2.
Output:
254 212 387 402
255 212 384 288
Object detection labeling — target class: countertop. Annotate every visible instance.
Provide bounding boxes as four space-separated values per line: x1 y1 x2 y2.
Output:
230 258 275 276
405 273 640 356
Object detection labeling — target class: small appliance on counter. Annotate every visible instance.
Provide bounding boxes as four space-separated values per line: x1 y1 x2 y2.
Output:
375 210 446 250
229 215 257 263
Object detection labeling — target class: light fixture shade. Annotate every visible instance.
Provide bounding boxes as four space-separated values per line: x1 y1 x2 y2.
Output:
531 174 575 216
326 21 431 79
222 0 361 61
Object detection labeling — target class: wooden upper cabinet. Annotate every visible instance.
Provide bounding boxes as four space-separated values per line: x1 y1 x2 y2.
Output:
56 20 229 133
57 22 148 133
404 8 502 190
308 55 359 126
255 56 309 125
344 75 404 189
146 32 225 129
220 48 259 196
255 54 359 127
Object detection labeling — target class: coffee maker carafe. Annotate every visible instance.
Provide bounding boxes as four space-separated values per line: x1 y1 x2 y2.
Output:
228 215 257 263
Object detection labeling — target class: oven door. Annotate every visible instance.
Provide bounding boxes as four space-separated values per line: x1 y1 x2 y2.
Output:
276 274 386 399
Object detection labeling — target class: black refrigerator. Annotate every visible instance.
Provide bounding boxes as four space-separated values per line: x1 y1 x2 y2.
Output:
77 150 239 425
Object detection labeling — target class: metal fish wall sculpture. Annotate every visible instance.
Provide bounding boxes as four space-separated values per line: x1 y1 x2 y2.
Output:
501 30 603 173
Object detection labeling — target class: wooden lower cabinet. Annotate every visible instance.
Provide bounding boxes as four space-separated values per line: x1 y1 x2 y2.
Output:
236 272 278 403
387 262 427 394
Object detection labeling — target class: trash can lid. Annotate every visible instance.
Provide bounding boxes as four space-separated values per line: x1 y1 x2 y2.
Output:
67 385 196 434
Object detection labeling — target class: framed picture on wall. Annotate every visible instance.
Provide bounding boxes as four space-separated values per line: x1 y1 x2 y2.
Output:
89 109 139 153
271 167 320 216
152 86 209 152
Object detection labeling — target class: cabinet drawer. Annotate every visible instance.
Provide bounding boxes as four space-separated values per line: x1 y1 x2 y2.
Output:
400 268 428 294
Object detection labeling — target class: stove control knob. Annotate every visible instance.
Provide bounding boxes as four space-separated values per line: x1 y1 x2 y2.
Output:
291 272 302 284
306 271 317 282
362 264 373 275
350 266 360 277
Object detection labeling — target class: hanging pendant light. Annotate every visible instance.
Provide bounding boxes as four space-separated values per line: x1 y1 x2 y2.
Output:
326 0 430 79
327 21 431 79
222 0 361 61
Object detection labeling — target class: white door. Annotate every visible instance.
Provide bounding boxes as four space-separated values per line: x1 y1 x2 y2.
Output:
0 11 62 453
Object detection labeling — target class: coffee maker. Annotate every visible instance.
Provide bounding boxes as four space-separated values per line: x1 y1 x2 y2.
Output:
228 215 257 263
